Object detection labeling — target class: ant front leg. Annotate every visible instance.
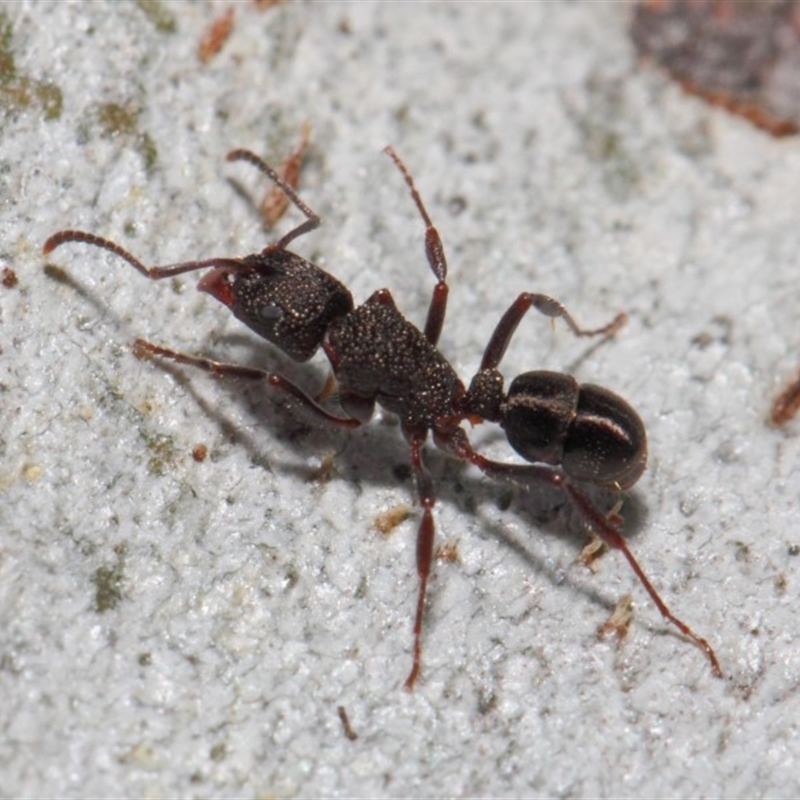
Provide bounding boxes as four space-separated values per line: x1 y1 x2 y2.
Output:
480 292 627 372
134 339 361 429
384 147 450 346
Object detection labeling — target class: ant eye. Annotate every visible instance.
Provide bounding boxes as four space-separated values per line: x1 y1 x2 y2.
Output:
257 305 283 323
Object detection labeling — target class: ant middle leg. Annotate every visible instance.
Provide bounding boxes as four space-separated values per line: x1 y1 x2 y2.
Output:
384 146 450 346
480 292 627 372
133 339 361 429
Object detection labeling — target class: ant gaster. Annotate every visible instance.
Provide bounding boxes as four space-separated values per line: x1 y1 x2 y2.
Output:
43 146 722 687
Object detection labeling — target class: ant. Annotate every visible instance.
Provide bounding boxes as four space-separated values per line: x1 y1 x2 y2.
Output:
43 145 722 688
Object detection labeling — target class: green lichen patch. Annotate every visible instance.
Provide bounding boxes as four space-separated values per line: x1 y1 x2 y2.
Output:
32 80 62 119
92 101 158 173
91 546 127 613
0 11 15 83
0 11 63 122
142 431 179 477
136 0 177 34
96 101 138 136
209 742 227 762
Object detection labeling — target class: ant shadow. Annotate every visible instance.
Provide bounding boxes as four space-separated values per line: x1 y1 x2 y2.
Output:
144 326 656 630
47 261 667 649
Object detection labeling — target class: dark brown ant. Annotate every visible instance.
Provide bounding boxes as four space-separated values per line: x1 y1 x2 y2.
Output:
43 146 722 688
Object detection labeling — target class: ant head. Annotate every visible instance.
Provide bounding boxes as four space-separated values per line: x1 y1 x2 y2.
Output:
199 248 354 362
502 371 647 489
466 368 647 489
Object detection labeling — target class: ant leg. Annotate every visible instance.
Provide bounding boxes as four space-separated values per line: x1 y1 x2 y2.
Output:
404 433 437 690
433 427 722 677
480 292 627 372
383 146 449 346
43 231 249 281
563 482 722 677
133 339 361 429
226 149 321 251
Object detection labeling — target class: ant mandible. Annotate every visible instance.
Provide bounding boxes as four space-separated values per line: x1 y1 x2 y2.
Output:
43 145 722 688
